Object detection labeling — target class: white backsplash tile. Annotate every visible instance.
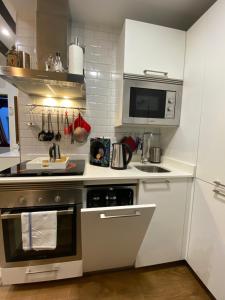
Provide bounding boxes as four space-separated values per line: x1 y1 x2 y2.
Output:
18 22 148 160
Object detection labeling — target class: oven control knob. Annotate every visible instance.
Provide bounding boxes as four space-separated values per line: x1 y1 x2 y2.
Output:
18 196 26 204
168 99 173 104
167 107 172 112
54 195 61 203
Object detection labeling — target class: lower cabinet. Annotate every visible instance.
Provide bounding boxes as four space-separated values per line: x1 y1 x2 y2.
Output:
135 178 189 267
81 204 155 273
187 179 225 300
1 261 83 285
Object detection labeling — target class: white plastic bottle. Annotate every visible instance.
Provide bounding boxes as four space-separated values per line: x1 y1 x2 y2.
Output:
68 37 84 75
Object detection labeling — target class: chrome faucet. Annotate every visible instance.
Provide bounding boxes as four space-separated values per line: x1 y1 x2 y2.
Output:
141 132 153 163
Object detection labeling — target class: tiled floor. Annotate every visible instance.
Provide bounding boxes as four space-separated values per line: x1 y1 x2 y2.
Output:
0 263 214 300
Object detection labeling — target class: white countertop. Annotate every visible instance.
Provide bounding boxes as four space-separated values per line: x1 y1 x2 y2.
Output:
0 157 195 184
0 150 20 158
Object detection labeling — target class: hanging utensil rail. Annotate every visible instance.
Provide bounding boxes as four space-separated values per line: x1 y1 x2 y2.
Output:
26 104 86 111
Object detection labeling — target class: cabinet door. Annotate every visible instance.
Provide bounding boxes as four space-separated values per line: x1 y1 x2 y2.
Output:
196 0 225 185
187 179 225 300
135 179 187 267
81 204 155 272
124 19 186 80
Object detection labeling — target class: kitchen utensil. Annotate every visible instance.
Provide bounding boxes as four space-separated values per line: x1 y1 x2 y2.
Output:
90 138 111 167
74 113 89 143
74 113 91 133
46 112 54 141
38 112 46 141
64 111 70 135
71 111 75 144
121 136 137 152
49 143 62 162
150 147 162 163
55 111 61 142
111 143 132 170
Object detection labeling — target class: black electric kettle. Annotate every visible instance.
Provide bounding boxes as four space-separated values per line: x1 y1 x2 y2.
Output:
111 143 132 170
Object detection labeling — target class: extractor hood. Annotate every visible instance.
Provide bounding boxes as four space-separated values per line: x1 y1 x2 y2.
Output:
0 0 86 100
0 66 86 100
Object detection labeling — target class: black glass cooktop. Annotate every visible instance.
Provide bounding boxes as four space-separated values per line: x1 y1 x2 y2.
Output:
0 160 85 177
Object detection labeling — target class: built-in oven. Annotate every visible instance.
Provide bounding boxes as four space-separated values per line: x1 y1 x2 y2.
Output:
122 74 183 126
0 182 83 284
1 205 79 265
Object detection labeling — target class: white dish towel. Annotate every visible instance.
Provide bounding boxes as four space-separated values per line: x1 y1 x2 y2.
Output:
21 211 57 251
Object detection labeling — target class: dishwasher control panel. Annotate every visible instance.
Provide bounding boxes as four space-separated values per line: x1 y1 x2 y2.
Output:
85 185 136 208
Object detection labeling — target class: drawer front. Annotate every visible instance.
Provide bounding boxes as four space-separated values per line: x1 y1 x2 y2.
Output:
1 260 83 285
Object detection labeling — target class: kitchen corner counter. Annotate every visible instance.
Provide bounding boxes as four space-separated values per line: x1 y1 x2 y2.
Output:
0 157 195 184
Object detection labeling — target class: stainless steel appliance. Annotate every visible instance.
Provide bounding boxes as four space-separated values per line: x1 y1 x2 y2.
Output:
85 185 136 208
122 73 183 126
0 66 86 100
111 143 132 170
0 182 83 284
17 51 31 69
150 147 162 163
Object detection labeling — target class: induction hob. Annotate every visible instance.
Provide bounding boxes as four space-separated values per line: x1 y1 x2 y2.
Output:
0 160 85 177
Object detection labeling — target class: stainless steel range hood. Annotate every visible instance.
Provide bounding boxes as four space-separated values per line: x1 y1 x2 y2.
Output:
0 66 86 100
0 0 86 100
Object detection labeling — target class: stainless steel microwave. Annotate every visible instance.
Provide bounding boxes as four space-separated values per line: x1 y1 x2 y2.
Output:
122 74 183 126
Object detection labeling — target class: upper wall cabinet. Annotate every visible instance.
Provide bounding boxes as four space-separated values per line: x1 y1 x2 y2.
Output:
118 19 186 80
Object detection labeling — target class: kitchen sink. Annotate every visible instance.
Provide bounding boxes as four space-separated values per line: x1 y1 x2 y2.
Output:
135 165 170 173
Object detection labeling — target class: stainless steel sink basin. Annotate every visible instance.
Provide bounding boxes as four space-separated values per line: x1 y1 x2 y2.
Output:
135 165 170 173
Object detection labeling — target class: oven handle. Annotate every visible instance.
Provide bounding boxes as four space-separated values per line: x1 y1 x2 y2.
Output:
0 208 74 220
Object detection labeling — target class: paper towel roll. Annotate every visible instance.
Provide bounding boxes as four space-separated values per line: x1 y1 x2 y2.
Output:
69 44 84 75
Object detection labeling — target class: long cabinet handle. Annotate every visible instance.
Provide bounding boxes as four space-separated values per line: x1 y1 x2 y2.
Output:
100 211 141 219
143 69 168 77
26 266 59 275
213 189 225 198
213 181 225 189
142 180 170 184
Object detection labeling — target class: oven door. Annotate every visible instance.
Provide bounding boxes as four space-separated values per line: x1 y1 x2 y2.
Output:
123 79 182 126
0 204 81 267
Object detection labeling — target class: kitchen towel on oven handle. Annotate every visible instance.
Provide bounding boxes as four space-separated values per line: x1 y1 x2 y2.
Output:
21 211 57 251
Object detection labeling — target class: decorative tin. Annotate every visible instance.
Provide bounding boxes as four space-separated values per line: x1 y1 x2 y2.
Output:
90 137 111 167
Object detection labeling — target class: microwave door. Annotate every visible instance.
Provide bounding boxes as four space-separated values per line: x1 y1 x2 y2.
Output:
129 87 166 119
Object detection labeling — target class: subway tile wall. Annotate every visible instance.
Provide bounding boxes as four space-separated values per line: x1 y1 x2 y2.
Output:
19 22 150 160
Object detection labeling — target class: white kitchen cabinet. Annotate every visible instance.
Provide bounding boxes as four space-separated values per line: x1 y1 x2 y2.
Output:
118 19 186 80
196 0 225 185
135 178 188 267
81 204 155 273
187 179 225 300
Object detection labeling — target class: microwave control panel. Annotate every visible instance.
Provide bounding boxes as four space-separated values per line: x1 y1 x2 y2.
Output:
165 91 176 119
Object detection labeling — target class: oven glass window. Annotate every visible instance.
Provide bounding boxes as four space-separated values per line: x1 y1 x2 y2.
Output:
129 87 167 118
2 206 77 262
